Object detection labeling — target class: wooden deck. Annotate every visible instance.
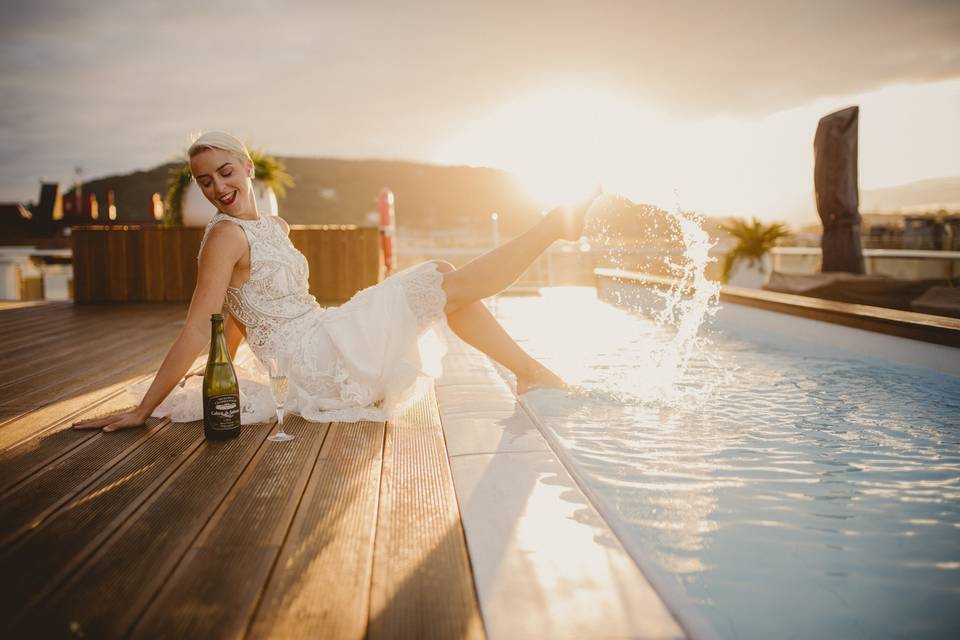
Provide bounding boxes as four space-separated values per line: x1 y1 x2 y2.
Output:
0 302 484 638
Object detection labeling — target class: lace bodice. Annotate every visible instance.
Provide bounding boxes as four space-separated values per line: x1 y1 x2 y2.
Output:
199 213 320 360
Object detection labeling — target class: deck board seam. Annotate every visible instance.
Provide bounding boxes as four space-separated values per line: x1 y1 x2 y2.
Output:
0 430 99 493
361 416 392 638
7 423 206 630
238 420 333 640
0 377 152 455
120 421 277 638
0 418 174 549
0 312 181 393
0 316 183 415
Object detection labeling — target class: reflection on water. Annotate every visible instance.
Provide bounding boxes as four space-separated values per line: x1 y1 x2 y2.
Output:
493 289 960 640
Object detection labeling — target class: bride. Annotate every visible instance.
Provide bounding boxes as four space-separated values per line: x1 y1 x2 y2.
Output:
73 131 596 432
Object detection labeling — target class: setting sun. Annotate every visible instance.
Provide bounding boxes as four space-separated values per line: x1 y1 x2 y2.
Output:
432 86 662 207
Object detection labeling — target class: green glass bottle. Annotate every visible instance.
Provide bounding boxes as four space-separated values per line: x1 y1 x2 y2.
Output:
202 313 241 440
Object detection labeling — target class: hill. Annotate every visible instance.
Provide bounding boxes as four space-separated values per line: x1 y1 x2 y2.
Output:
860 176 960 213
64 157 547 237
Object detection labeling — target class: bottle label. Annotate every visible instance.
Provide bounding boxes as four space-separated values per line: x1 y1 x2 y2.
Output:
204 394 241 431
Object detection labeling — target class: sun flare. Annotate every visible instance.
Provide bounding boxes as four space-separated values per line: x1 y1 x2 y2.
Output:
433 86 670 208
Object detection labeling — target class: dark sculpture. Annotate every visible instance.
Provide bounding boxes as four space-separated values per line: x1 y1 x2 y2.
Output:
814 106 865 273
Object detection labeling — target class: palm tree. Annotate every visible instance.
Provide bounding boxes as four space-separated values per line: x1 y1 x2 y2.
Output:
719 217 792 283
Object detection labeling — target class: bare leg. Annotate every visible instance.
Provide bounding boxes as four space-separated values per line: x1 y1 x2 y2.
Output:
433 194 597 392
446 300 567 393
441 198 593 314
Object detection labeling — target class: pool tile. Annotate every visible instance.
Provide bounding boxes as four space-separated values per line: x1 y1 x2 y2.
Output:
439 411 550 457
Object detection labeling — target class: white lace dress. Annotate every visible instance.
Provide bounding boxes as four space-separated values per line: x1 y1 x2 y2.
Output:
129 212 449 424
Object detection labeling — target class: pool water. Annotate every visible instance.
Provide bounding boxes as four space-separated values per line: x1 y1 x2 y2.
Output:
489 288 960 640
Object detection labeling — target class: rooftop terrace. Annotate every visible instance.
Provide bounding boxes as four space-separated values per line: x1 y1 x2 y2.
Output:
0 301 687 639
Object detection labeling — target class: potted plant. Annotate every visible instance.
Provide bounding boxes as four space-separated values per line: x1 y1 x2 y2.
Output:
720 217 791 287
164 148 294 227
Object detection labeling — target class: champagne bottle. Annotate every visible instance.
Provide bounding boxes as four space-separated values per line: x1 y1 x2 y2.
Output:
203 313 241 440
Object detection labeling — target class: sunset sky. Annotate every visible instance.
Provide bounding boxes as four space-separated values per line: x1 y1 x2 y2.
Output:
1 0 958 223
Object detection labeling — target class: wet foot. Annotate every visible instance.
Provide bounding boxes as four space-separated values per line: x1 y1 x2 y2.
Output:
516 366 570 395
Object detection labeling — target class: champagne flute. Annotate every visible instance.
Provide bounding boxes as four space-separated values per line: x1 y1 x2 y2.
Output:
266 353 294 443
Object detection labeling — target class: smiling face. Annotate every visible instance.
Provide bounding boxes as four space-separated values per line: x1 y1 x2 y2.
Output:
189 146 256 217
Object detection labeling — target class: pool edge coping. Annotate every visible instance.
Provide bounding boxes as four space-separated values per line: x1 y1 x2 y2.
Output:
435 327 716 640
594 268 960 348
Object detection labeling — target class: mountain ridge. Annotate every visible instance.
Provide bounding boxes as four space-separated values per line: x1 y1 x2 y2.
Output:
56 157 960 232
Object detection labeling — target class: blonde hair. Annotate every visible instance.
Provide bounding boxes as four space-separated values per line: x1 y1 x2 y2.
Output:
187 131 253 177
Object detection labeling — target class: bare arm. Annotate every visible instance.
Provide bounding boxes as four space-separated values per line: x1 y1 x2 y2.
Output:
176 311 246 384
73 222 248 432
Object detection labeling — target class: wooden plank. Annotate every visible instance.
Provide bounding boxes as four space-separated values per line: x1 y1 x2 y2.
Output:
0 301 50 312
165 227 184 302
0 305 178 392
0 306 179 394
0 311 155 383
367 388 484 640
70 229 92 303
0 375 146 451
316 229 336 302
0 420 204 630
0 343 182 449
246 420 385 639
179 227 203 302
128 417 328 639
0 310 185 418
0 300 76 331
5 422 270 638
0 305 187 450
0 313 93 359
337 230 351 300
0 425 97 494
90 228 109 302
287 226 380 304
142 226 166 302
107 228 128 301
0 306 86 356
0 304 185 399
0 385 154 493
0 300 97 335
127 227 146 302
0 418 169 548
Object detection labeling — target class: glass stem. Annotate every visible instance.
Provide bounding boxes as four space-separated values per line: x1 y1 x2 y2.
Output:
277 406 285 433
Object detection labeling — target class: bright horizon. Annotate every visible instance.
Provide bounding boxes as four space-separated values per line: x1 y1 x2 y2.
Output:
432 79 960 225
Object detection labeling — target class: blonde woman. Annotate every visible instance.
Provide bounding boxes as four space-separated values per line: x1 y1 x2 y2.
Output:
73 131 596 432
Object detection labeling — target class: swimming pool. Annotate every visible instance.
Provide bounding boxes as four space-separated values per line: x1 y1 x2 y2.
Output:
489 286 960 640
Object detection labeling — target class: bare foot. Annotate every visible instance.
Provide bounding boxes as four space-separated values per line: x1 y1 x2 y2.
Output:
546 188 603 241
516 366 570 395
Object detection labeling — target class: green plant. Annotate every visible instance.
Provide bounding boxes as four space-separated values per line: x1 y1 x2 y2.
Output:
719 217 792 283
163 163 192 226
249 148 295 198
163 148 295 226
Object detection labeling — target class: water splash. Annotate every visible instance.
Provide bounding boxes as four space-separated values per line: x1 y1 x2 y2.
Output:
580 194 724 406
